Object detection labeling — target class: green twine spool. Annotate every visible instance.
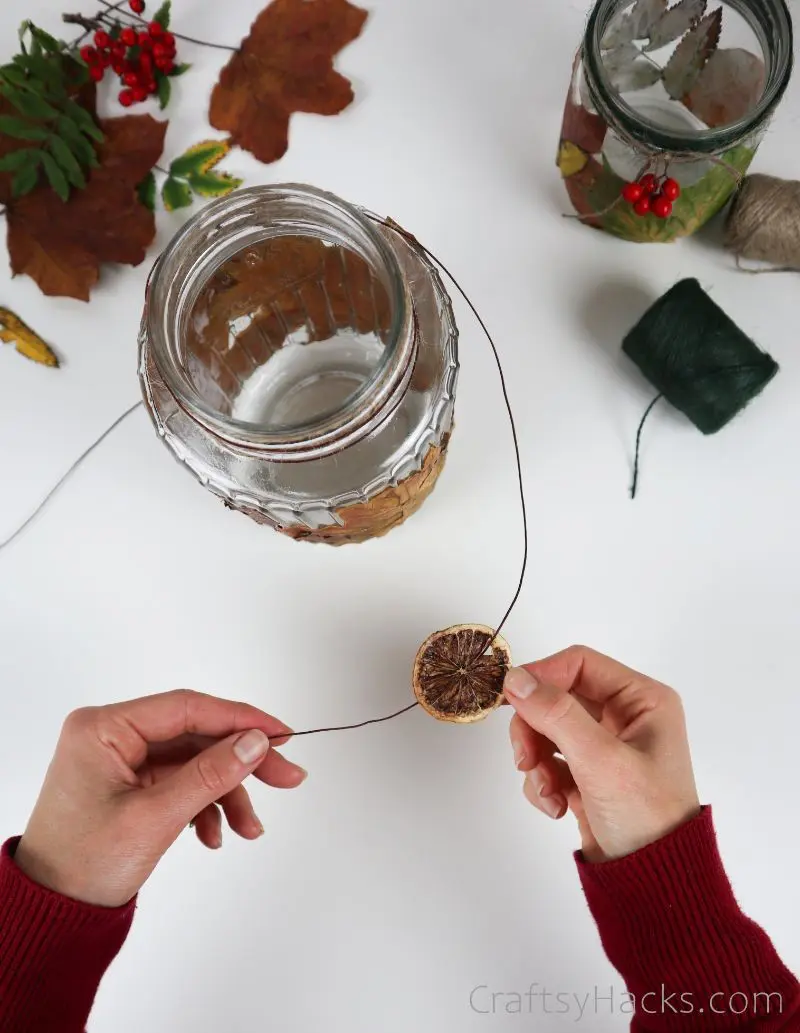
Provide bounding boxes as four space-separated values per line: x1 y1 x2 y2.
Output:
623 278 779 497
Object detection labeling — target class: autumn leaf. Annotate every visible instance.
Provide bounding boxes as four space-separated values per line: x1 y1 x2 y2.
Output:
209 0 368 164
644 0 707 51
0 306 58 366
684 48 765 128
602 0 667 49
5 114 167 300
662 8 722 99
560 81 607 156
557 141 589 178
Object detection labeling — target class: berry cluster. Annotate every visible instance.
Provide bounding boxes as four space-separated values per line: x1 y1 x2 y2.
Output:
621 173 681 219
79 0 177 108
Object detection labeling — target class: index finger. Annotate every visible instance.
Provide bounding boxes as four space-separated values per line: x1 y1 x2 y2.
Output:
96 690 294 769
523 646 654 704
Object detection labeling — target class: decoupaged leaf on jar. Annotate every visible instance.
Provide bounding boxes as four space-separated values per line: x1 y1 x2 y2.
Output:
602 0 668 49
0 306 58 366
662 7 722 99
684 48 765 127
644 0 707 51
209 0 368 164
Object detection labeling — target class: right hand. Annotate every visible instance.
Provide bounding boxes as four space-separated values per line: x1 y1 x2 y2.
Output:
504 646 700 862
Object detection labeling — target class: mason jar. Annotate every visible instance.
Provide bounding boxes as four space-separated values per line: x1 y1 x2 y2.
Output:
557 0 793 242
139 185 458 545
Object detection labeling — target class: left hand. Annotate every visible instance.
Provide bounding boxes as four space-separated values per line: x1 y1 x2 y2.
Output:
14 689 306 907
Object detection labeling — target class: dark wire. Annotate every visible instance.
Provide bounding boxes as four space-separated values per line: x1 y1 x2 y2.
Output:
0 401 143 554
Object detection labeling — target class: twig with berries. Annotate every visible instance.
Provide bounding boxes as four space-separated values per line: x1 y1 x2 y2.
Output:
65 0 188 109
621 172 682 220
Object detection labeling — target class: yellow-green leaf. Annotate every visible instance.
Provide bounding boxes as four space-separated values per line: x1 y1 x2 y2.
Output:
557 140 589 178
169 139 231 178
187 170 242 198
162 175 193 211
0 306 59 367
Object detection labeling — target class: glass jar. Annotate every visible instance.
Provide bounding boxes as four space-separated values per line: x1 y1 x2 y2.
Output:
557 0 793 242
139 185 458 545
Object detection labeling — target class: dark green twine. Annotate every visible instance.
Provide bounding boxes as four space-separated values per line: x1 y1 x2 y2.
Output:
624 279 779 499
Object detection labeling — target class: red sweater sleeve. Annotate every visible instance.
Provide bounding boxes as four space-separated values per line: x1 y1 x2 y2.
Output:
0 837 135 1033
577 807 800 1031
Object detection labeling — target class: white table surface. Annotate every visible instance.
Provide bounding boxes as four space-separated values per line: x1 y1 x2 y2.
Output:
1 0 798 1029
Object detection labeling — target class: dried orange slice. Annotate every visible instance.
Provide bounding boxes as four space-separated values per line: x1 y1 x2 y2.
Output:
412 624 512 723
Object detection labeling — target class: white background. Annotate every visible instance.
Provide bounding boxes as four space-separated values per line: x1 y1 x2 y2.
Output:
0 0 798 1029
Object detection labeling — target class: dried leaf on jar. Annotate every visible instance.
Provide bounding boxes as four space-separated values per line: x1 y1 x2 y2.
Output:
684 48 766 128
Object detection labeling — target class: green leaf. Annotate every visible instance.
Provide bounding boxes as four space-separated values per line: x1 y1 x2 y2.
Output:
157 74 171 110
49 135 86 189
169 62 191 77
0 147 42 172
29 25 63 55
0 64 29 87
63 99 104 142
1 86 59 120
14 53 65 91
11 161 40 197
153 1 172 28
187 170 243 198
0 116 50 141
40 150 69 201
169 139 231 178
161 175 193 211
56 115 99 167
137 170 156 211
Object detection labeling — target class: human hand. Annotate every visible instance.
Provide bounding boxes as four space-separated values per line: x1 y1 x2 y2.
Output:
14 690 306 907
504 646 700 862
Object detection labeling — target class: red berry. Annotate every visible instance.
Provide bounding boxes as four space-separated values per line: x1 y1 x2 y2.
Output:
651 196 673 219
112 58 124 74
661 178 681 202
129 0 145 12
161 60 175 74
133 85 148 102
111 41 126 58
89 63 105 82
622 182 644 204
147 78 158 93
100 51 112 68
138 31 152 48
149 20 164 37
633 196 651 217
119 88 135 107
139 52 153 71
123 70 139 87
153 42 169 58
162 32 176 49
639 173 658 195
119 27 136 46
94 30 111 49
79 45 97 64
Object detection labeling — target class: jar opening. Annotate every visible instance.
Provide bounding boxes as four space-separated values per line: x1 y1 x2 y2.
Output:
146 185 415 454
585 0 793 153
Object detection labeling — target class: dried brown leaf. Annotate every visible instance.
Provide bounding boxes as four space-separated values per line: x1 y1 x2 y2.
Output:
209 0 368 165
645 0 707 50
0 306 59 366
602 0 668 48
662 7 722 99
684 48 766 128
5 114 167 300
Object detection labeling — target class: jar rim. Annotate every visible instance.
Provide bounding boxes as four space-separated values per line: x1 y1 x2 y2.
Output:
584 0 794 154
144 184 416 456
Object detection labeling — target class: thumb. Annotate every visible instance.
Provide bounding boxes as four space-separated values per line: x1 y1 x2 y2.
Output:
504 666 616 769
149 729 271 831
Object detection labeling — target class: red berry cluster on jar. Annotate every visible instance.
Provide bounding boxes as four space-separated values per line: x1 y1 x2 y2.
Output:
79 0 178 108
621 173 681 220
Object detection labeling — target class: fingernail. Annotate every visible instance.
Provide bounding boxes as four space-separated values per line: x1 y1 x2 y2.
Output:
255 822 265 838
295 767 308 783
526 765 550 798
505 667 538 700
526 769 566 819
234 729 270 765
512 740 525 768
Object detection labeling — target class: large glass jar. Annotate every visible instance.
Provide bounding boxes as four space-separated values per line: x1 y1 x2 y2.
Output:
139 185 458 545
557 0 793 242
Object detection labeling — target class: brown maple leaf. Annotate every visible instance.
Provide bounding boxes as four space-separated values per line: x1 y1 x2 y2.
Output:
5 114 167 301
209 0 368 164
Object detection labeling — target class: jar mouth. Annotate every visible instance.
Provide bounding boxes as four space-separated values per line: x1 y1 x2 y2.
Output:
145 184 414 455
584 0 793 154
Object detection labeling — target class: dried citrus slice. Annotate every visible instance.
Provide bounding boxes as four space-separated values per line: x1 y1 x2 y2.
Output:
412 624 512 723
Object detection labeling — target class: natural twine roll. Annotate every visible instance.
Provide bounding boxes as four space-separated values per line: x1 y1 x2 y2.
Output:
726 174 800 271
